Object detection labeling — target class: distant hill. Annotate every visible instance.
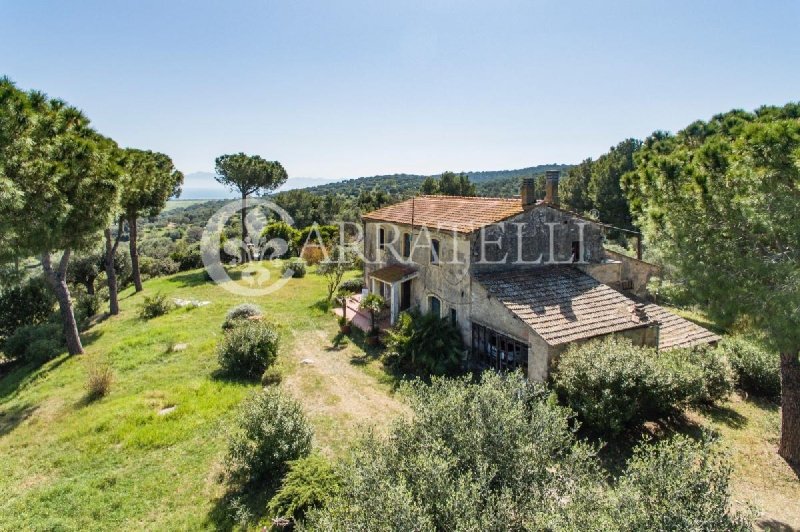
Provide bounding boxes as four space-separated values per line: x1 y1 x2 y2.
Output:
301 164 572 198
179 164 572 200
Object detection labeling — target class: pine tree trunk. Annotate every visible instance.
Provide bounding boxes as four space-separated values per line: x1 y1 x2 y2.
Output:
241 192 249 263
779 351 800 466
86 279 95 296
104 227 120 315
129 215 143 292
42 250 84 355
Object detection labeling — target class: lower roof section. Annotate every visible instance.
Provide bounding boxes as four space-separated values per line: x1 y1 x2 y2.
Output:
473 266 719 350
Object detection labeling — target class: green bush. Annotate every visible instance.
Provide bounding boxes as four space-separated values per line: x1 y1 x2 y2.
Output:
554 337 737 436
222 303 263 330
553 337 692 436
338 278 364 294
717 336 781 397
282 258 307 278
267 453 340 521
74 291 102 330
0 276 55 340
384 311 463 376
261 366 283 386
171 242 203 271
659 346 735 404
261 221 301 257
217 320 279 379
138 256 179 279
224 388 313 487
2 322 65 363
306 372 748 529
614 435 750 530
138 293 173 320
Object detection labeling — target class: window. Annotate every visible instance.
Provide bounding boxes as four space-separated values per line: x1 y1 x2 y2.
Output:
402 232 411 258
428 295 441 317
471 323 528 376
379 227 385 250
571 240 581 263
450 308 457 325
431 238 440 264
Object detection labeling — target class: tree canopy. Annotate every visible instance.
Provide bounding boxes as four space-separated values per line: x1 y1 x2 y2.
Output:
214 153 288 198
0 77 121 354
625 103 800 463
0 78 120 257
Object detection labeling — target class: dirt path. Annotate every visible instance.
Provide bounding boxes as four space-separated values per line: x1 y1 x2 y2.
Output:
282 328 408 456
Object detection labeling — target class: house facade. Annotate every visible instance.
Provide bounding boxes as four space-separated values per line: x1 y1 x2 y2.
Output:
361 171 719 381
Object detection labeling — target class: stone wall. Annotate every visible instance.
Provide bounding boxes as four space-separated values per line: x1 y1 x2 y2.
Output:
363 221 472 336
470 205 605 272
603 248 661 298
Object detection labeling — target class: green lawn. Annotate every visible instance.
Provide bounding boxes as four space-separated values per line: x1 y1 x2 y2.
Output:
0 263 401 530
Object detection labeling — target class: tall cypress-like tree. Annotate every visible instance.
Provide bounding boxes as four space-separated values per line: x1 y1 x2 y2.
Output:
214 153 288 262
0 78 120 355
120 149 184 292
625 104 800 465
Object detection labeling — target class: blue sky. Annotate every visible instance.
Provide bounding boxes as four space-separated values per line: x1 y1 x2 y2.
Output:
2 1 799 180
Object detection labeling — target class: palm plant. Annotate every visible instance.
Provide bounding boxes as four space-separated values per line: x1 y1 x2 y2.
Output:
385 311 464 376
359 293 385 335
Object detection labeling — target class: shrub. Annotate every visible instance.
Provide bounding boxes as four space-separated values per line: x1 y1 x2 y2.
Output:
553 337 690 436
2 322 64 363
307 373 748 530
224 388 313 487
222 303 263 330
85 359 113 401
300 246 326 266
267 453 340 522
261 221 301 257
384 311 463 376
74 291 102 330
261 366 283 386
0 276 55 340
171 242 203 271
138 256 180 279
614 435 750 530
338 278 364 294
717 336 781 397
138 293 173 319
308 373 607 530
659 346 735 404
282 258 307 278
217 320 280 379
554 337 737 436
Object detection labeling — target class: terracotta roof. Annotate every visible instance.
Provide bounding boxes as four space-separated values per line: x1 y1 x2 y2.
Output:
370 263 418 283
640 303 721 350
362 195 528 234
474 267 650 345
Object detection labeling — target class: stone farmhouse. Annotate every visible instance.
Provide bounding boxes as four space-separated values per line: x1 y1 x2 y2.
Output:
360 171 719 381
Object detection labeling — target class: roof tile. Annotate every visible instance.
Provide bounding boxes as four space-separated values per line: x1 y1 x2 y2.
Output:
362 195 527 234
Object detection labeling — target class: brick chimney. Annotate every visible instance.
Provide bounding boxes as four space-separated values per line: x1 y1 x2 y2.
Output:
521 177 537 209
544 170 560 205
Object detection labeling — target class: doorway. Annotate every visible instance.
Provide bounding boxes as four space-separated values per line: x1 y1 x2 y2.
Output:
400 279 412 311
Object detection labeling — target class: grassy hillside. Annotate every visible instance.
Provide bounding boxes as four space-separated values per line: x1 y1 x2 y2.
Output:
1 266 797 529
0 263 402 530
